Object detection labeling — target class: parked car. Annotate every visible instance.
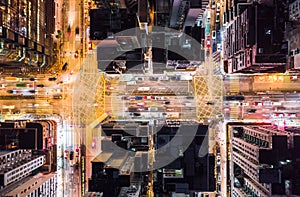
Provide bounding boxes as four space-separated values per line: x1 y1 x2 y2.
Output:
159 76 169 81
135 77 144 81
149 76 158 81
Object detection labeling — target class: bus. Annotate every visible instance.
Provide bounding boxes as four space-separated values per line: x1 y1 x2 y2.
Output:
224 95 245 101
16 83 27 88
5 77 19 82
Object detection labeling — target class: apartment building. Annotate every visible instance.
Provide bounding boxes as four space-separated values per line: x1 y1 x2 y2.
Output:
230 125 300 196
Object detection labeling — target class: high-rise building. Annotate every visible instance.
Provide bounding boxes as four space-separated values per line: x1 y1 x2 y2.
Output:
223 2 288 73
0 0 56 71
230 125 300 196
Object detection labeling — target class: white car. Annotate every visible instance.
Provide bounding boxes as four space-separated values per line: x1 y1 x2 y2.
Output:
216 13 220 23
159 76 169 81
217 43 222 51
155 96 164 100
216 3 221 12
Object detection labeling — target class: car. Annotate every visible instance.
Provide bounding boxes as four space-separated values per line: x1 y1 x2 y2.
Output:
216 114 224 118
75 162 79 169
290 76 298 81
133 112 141 116
286 113 298 118
135 77 144 81
134 96 143 100
36 84 44 88
29 77 37 81
254 101 263 106
206 38 211 48
164 100 170 105
216 155 221 165
74 50 79 59
247 109 257 113
217 43 222 51
62 62 68 71
263 101 272 107
224 95 245 101
7 90 17 94
206 101 214 105
211 0 215 8
88 41 93 50
186 96 194 99
149 76 158 81
273 113 284 118
159 76 169 81
128 106 138 112
216 13 220 23
155 96 164 100
212 31 216 39
223 107 230 112
53 94 63 99
106 86 115 90
216 3 221 12
28 89 37 94
122 96 131 100
136 102 145 106
48 77 57 81
170 75 180 80
217 175 221 182
69 151 74 160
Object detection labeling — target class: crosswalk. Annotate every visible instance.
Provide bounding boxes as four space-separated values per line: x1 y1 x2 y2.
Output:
229 106 240 119
229 78 240 93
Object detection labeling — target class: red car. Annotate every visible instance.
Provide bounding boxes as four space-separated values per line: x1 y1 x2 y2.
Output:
206 38 211 48
74 51 79 59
